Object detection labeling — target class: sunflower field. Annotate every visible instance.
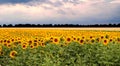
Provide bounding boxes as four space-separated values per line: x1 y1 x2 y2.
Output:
0 28 120 66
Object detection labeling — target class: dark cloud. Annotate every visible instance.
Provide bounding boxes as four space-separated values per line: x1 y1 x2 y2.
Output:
0 0 81 5
0 0 116 5
107 14 120 23
108 7 120 23
0 0 32 4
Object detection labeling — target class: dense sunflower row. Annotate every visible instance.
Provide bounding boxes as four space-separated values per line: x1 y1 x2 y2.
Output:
0 29 120 59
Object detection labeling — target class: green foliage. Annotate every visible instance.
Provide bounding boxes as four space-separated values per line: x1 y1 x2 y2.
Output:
1 42 120 66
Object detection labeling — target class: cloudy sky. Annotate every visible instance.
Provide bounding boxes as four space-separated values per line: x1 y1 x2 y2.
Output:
0 0 120 25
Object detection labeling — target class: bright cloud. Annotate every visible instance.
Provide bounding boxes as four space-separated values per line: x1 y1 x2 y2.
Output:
110 0 120 3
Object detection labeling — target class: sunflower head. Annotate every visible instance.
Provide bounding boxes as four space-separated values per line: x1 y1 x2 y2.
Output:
21 44 27 49
79 39 84 45
103 39 109 45
7 40 11 44
65 37 72 43
10 50 17 58
33 42 39 48
28 40 33 45
41 43 45 47
101 36 104 39
96 38 100 43
109 39 113 42
30 45 34 49
53 37 60 44
90 39 95 44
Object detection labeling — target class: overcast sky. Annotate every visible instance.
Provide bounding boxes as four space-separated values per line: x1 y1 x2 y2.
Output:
0 0 120 25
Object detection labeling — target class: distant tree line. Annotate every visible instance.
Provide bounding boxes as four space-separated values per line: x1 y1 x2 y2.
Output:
0 23 120 27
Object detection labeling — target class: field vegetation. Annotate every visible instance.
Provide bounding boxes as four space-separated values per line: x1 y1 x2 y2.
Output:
0 28 120 66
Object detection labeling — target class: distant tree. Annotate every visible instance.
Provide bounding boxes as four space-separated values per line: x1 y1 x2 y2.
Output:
3 24 7 27
108 23 112 27
7 24 13 27
1 23 120 27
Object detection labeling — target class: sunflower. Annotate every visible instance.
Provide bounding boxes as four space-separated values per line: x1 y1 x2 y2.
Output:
10 50 17 58
73 37 77 42
77 37 80 42
90 36 93 39
33 42 39 48
28 40 33 45
4 39 7 43
30 45 34 49
103 39 109 45
101 36 104 39
21 44 27 49
96 38 100 43
65 37 72 43
79 39 84 45
4 43 7 47
40 39 45 43
11 38 15 42
108 37 114 43
41 43 45 47
82 36 85 39
71 36 77 42
109 39 113 42
7 40 11 44
7 44 12 48
53 37 60 44
34 39 38 43
50 36 54 42
18 41 22 44
90 39 95 44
